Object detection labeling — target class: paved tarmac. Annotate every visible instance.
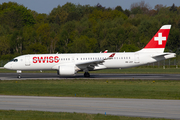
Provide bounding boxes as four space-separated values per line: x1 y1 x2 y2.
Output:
0 73 180 80
0 95 180 119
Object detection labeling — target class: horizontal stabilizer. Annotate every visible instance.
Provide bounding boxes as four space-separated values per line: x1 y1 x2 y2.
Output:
152 53 169 58
152 53 176 58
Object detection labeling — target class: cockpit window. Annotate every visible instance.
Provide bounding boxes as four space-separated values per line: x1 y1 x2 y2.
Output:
14 59 18 62
10 59 18 62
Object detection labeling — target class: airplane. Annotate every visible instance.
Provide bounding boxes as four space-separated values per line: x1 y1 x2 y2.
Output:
4 25 176 78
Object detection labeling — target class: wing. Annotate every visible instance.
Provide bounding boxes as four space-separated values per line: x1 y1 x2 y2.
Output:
76 53 115 70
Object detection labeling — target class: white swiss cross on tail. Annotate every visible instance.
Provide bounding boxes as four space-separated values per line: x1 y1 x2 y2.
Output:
140 25 171 53
154 33 166 45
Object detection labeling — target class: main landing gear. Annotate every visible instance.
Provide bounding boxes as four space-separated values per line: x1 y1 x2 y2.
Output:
84 72 90 77
17 70 22 79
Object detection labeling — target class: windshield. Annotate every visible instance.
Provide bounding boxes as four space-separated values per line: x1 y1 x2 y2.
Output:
10 59 18 62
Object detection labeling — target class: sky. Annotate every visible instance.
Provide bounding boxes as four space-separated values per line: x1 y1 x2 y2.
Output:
0 0 180 14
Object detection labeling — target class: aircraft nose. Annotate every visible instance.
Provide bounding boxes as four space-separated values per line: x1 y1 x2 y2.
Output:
4 63 11 69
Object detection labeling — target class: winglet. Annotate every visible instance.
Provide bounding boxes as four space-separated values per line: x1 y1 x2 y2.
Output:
103 50 108 53
105 53 115 60
109 53 115 57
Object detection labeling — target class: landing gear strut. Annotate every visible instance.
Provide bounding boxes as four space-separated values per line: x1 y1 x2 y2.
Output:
84 72 90 77
17 74 21 79
17 70 22 79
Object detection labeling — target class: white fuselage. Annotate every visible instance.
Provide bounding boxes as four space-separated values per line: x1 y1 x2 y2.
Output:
4 52 175 71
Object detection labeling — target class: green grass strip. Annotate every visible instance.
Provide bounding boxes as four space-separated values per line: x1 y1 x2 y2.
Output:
0 80 180 100
0 110 169 120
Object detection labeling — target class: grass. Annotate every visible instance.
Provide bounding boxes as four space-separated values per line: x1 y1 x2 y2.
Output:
1 67 180 74
0 110 169 120
0 79 178 120
0 80 180 100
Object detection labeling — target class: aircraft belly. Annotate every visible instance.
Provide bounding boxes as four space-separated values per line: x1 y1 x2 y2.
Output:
14 63 55 70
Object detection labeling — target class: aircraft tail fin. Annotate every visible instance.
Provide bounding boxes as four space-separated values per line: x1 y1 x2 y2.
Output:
137 25 171 53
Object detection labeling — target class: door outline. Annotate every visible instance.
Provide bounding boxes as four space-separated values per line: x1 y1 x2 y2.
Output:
25 56 30 66
134 53 140 63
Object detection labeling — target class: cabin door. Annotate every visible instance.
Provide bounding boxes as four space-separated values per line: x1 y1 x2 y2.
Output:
25 56 30 66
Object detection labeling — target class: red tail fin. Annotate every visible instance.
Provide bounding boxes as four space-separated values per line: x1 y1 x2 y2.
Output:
138 25 171 53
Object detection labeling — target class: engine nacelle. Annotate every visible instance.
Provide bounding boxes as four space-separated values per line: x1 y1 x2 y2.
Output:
58 65 76 76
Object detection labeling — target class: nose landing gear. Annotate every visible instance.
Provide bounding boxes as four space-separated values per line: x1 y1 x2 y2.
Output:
17 70 22 79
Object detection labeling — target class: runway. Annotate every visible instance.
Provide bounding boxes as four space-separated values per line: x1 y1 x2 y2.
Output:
0 73 180 80
0 95 180 119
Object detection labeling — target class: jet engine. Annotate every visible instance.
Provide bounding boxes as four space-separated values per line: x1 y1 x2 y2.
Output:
57 65 76 75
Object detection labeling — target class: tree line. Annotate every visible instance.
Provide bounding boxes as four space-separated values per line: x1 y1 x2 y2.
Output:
0 1 180 60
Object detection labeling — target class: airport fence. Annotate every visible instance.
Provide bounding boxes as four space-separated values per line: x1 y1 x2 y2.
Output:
0 58 180 68
144 59 179 68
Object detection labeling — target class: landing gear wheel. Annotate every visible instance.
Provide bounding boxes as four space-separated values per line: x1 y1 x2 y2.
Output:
17 74 21 79
16 70 22 79
84 72 90 77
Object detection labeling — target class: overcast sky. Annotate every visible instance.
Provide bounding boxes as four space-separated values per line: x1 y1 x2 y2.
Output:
0 0 180 14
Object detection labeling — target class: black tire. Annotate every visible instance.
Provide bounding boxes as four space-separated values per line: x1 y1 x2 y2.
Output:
84 72 90 77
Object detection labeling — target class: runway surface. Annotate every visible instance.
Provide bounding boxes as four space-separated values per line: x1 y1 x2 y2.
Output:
0 95 180 119
0 73 180 80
